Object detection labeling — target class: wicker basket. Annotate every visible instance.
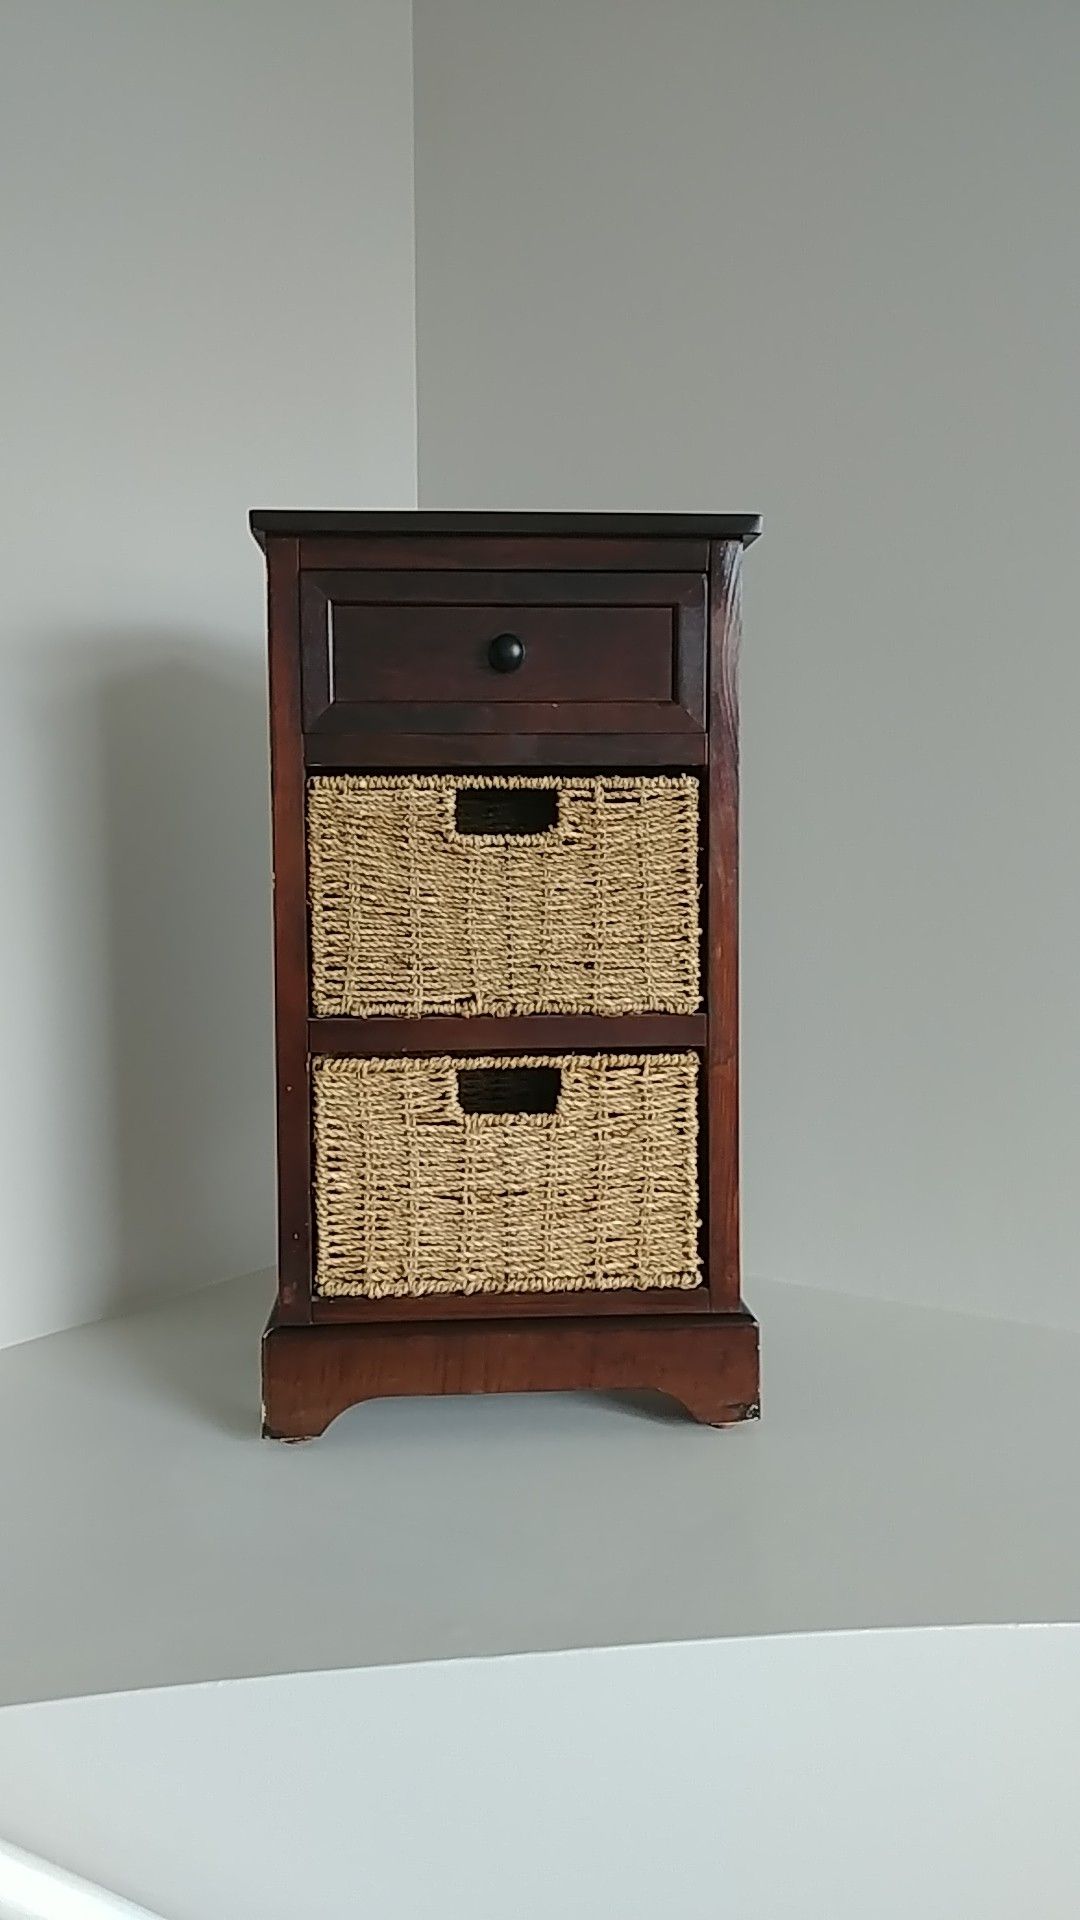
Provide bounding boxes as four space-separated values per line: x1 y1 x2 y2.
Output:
312 1051 702 1299
307 774 700 1017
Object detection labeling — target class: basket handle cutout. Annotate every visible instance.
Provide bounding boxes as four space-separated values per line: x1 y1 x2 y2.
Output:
456 1066 562 1115
454 786 559 837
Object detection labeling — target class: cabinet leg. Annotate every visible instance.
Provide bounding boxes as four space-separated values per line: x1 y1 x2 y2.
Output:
671 1384 761 1427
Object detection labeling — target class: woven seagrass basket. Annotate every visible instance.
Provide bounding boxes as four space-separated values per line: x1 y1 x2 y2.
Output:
312 1051 702 1299
307 774 700 1017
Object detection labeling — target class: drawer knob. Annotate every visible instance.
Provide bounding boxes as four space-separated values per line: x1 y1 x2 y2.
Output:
488 631 525 673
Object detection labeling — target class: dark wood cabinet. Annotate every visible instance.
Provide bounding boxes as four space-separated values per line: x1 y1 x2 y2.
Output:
252 511 762 1439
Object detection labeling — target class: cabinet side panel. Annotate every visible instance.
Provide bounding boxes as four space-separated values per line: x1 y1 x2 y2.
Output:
706 542 743 1308
267 535 313 1320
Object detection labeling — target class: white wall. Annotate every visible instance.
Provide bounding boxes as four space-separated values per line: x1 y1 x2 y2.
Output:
414 0 1080 1329
1 1631 1078 1919
0 0 417 1348
6 1 1077 1348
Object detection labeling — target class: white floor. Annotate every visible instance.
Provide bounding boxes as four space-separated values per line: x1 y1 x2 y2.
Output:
1 1629 1079 1920
2 1270 1079 1707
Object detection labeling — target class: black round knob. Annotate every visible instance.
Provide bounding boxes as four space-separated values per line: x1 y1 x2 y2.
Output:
488 632 525 673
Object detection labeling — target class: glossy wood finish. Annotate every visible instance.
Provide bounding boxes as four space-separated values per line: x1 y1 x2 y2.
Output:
266 536 313 1323
251 509 763 545
300 570 706 735
706 542 744 1309
256 513 762 1431
309 1014 707 1055
304 730 708 769
310 1288 708 1322
329 603 675 702
262 1305 760 1439
297 534 713 573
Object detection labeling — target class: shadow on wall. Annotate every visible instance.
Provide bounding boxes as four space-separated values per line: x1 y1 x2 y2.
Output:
37 633 275 1326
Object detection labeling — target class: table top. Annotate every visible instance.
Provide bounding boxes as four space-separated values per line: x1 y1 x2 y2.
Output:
249 509 763 547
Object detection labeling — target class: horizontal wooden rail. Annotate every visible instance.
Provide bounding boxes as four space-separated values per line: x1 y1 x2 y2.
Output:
308 1014 707 1055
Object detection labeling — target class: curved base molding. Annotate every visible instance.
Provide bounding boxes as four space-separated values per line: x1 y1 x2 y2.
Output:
261 1306 760 1440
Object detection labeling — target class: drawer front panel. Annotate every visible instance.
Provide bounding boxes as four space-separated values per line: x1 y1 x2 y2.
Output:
312 1051 702 1301
300 570 705 734
329 604 674 704
307 773 701 1017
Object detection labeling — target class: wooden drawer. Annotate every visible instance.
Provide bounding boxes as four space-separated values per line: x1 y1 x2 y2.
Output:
299 570 706 735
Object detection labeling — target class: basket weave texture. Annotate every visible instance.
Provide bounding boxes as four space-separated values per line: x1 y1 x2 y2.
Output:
307 774 700 1017
313 1052 702 1298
